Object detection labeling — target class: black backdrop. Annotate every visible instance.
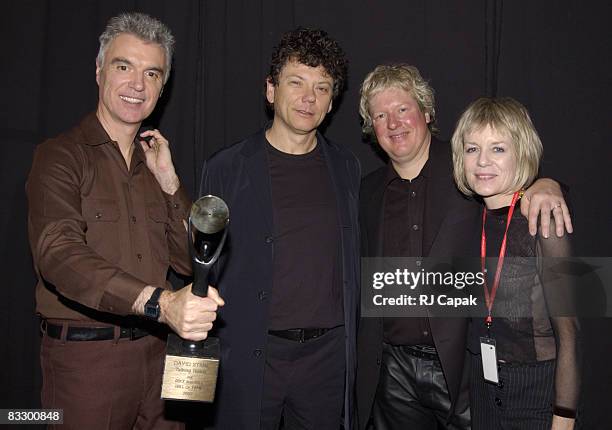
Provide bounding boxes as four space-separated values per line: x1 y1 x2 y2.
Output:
1 0 610 427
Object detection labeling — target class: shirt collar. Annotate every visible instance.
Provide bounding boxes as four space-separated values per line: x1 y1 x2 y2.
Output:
384 156 431 186
80 112 113 146
80 112 145 166
130 138 146 166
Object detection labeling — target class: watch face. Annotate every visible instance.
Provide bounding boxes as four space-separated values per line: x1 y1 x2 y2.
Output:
144 287 163 320
145 303 160 319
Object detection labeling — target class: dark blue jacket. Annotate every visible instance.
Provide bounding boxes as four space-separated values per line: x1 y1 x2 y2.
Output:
200 129 361 430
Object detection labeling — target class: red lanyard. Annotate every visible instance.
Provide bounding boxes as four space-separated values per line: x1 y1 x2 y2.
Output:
480 191 520 328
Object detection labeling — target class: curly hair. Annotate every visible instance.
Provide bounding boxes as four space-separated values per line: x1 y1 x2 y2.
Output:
359 64 437 136
268 27 348 99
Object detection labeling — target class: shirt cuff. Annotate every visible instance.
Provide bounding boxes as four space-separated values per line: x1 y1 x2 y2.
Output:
164 183 191 222
98 273 148 315
553 405 576 419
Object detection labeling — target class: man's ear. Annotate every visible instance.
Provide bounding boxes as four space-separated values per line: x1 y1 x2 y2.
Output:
95 60 101 85
265 77 275 104
159 86 164 97
327 99 333 113
425 112 431 123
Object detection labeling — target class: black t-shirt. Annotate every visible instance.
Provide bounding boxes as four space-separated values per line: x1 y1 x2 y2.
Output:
266 141 343 330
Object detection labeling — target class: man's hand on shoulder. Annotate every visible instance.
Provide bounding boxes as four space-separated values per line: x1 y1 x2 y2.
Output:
139 129 180 195
521 178 573 238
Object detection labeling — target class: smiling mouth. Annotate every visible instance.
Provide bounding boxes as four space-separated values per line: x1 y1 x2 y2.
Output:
474 174 497 180
120 95 144 104
389 131 409 140
295 109 314 116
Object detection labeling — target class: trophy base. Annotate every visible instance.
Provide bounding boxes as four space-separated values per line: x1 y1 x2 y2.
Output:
161 333 220 402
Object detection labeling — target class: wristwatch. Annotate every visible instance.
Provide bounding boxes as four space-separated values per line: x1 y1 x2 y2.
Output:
144 287 164 321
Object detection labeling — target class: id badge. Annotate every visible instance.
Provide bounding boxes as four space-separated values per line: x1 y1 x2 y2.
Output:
479 336 499 384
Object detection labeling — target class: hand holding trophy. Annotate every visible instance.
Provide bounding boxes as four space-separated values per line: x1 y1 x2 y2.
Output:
161 195 229 402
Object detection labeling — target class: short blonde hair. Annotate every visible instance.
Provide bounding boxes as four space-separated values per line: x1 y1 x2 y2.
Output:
359 64 437 137
451 97 543 196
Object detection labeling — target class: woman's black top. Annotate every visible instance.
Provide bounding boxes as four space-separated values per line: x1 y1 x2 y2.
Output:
468 205 581 414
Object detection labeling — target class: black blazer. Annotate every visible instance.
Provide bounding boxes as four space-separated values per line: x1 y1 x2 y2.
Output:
200 129 361 430
356 138 480 429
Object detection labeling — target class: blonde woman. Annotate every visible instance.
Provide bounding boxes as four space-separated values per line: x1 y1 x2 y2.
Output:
451 97 579 430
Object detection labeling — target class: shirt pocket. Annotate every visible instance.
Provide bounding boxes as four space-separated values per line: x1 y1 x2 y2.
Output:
81 198 121 263
147 203 170 263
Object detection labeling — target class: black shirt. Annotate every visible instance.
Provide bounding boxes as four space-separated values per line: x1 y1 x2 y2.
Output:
382 162 434 346
266 141 343 330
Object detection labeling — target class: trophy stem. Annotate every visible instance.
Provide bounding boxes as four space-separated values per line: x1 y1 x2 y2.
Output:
192 258 211 297
188 225 228 297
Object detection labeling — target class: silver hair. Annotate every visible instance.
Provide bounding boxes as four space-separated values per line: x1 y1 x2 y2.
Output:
96 12 174 84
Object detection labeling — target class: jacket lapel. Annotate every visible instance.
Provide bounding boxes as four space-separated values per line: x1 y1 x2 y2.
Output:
364 171 386 257
422 139 454 257
320 133 352 229
241 131 274 232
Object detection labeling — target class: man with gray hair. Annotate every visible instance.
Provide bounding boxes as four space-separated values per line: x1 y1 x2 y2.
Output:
355 64 572 429
27 12 222 429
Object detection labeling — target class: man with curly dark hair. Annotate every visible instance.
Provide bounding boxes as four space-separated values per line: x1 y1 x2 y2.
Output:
199 27 360 429
267 27 347 99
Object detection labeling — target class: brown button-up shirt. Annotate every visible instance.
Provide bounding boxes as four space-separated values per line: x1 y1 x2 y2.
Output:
27 113 192 321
